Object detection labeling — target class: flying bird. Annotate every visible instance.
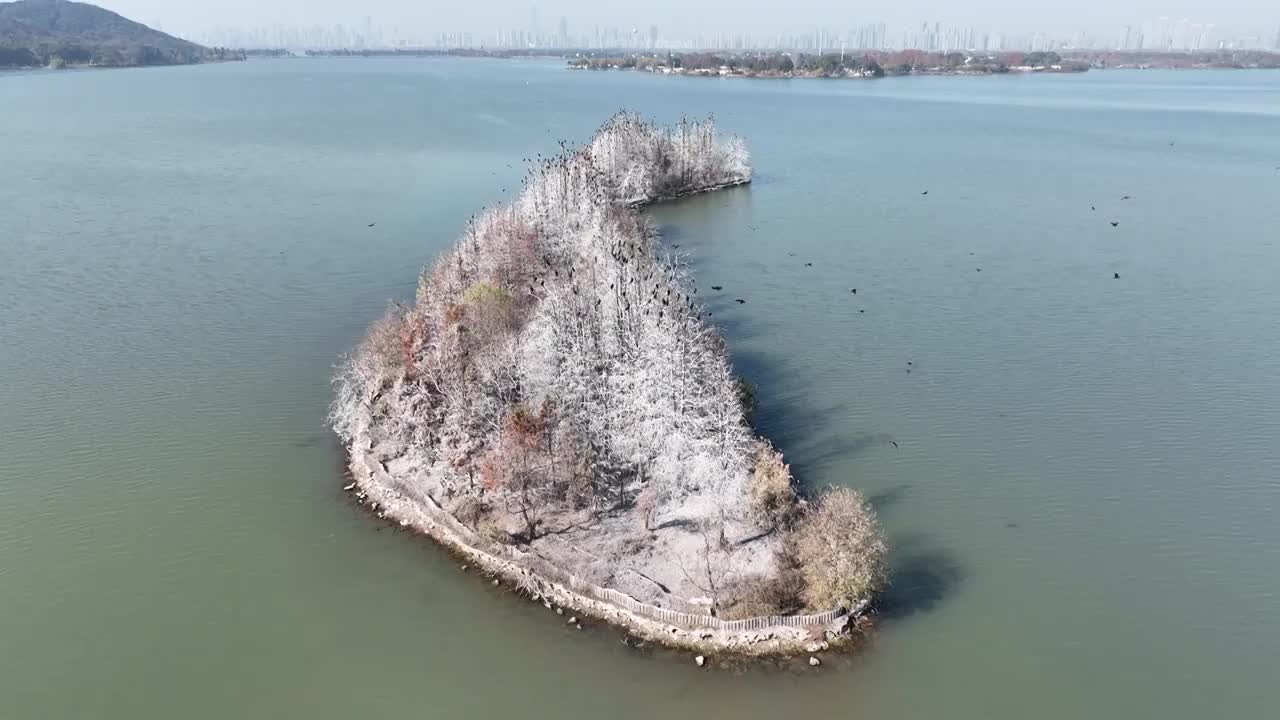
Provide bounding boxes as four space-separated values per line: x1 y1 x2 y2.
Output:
1114 272 1120 279
921 190 929 195
1121 195 1132 200
890 441 899 449
735 298 746 304
1110 221 1120 227
711 285 723 291
367 222 376 228
805 262 813 267
850 288 857 294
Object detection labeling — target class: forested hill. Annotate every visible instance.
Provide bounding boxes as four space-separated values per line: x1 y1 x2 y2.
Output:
0 0 241 68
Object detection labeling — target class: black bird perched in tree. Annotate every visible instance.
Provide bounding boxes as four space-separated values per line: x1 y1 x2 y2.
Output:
735 298 746 304
1111 221 1120 227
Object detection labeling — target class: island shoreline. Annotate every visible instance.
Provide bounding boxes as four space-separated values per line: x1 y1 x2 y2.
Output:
330 114 886 661
343 439 867 657
337 172 872 656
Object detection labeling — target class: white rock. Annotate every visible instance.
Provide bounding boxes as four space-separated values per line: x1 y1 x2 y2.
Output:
556 608 564 615
695 655 705 667
809 656 821 667
567 617 577 625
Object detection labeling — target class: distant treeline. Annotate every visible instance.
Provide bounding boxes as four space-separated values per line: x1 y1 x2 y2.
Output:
1062 49 1280 69
0 44 243 68
569 50 1087 76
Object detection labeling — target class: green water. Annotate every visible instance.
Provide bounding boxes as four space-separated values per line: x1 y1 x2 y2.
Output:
2 59 1279 719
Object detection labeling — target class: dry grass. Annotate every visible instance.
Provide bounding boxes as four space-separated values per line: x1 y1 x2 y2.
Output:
749 443 798 528
792 487 888 609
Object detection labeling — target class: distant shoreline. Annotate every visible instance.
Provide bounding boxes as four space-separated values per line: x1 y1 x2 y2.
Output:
276 47 1280 74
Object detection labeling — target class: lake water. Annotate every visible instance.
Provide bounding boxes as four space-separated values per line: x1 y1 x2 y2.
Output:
2 59 1278 719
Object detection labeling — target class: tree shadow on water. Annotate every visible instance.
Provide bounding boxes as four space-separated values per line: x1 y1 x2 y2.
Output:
877 532 965 621
867 483 912 514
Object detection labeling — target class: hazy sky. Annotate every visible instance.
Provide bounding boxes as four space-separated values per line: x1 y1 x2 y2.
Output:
96 0 1276 38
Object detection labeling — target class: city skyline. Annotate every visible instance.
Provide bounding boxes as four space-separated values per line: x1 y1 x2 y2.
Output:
182 15 1280 55
87 1 1279 51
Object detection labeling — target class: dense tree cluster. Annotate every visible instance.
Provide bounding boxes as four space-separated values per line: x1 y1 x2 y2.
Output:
332 112 754 541
333 112 885 614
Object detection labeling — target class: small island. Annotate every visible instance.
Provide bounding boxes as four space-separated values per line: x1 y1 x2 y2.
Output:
0 0 242 69
569 50 1089 77
331 113 888 657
